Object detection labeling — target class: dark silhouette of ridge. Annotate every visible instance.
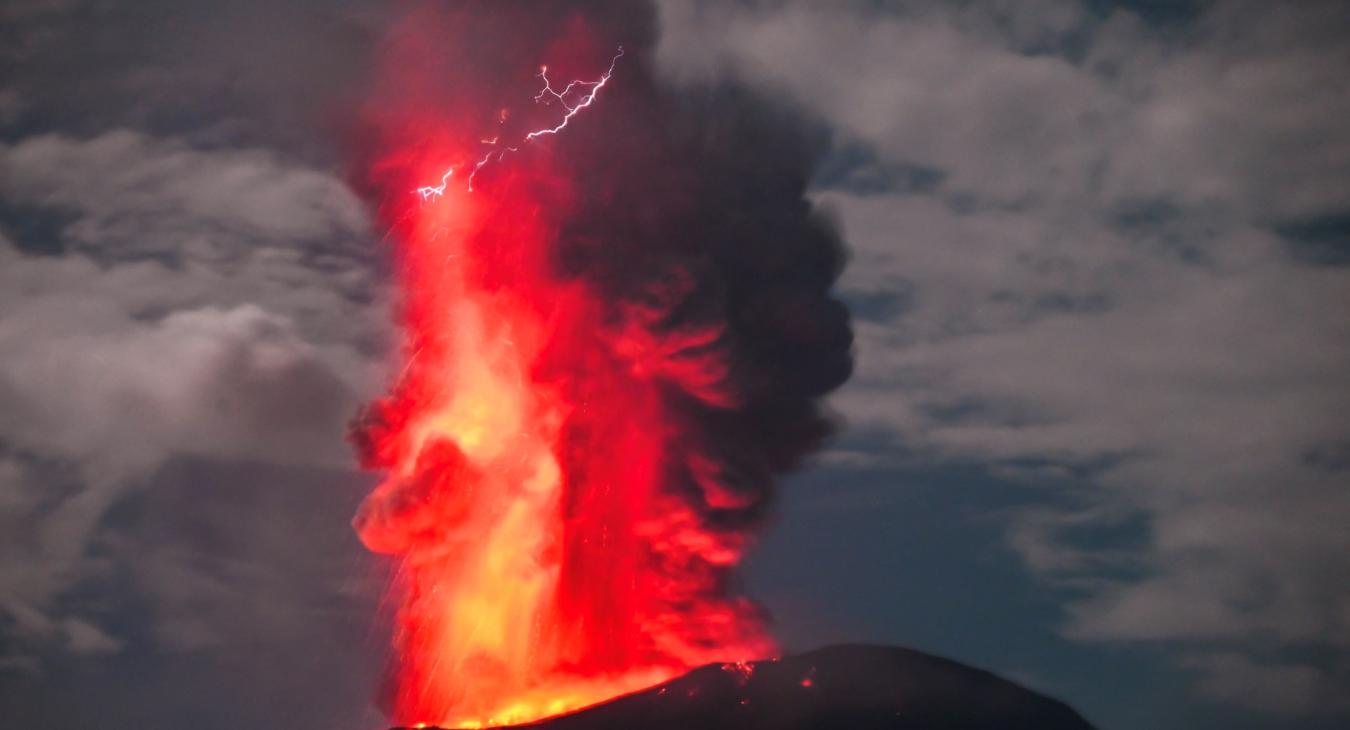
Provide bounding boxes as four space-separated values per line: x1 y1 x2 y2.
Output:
396 643 1098 730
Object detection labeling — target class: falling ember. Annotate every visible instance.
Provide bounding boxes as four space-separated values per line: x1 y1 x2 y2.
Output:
350 3 852 728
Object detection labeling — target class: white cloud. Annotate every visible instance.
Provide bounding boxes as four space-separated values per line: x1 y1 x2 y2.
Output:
0 130 368 256
0 131 390 668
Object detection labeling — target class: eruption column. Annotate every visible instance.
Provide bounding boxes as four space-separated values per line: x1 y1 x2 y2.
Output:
351 5 852 727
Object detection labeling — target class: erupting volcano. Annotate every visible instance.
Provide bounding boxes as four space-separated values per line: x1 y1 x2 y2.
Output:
350 2 852 727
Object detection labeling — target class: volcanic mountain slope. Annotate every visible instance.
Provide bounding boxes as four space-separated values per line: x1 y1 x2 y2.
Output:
414 644 1098 730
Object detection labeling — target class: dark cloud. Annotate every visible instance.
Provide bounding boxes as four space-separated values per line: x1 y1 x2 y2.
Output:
0 0 384 157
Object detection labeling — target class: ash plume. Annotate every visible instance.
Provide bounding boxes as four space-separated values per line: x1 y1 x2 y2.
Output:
347 1 852 724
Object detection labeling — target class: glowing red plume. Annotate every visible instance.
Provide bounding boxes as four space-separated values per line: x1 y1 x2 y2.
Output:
350 4 851 727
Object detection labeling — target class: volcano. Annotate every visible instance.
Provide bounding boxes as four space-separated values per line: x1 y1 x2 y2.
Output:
394 644 1098 730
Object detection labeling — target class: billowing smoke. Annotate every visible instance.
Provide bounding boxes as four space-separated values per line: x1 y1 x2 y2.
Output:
347 1 852 725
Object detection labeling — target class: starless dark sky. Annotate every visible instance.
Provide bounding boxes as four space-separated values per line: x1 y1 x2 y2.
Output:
1 2 1348 729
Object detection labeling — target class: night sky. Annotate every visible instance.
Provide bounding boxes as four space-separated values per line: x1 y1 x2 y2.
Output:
2 2 1348 730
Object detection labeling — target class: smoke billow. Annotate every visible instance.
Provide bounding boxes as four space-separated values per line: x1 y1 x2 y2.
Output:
348 1 852 724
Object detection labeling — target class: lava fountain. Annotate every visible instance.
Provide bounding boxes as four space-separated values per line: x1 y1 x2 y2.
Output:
349 3 852 727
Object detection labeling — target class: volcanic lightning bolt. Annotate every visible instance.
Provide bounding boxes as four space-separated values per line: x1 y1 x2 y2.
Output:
417 46 624 201
524 47 623 140
352 4 852 728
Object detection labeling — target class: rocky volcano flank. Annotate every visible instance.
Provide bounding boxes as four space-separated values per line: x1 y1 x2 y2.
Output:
398 644 1098 730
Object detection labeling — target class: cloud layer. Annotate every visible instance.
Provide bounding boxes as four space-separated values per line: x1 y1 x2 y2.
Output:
0 21 390 688
658 0 1350 716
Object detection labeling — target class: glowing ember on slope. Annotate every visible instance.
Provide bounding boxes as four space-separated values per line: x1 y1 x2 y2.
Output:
351 3 852 727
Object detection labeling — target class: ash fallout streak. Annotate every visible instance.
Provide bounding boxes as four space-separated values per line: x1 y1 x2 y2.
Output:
348 2 852 726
